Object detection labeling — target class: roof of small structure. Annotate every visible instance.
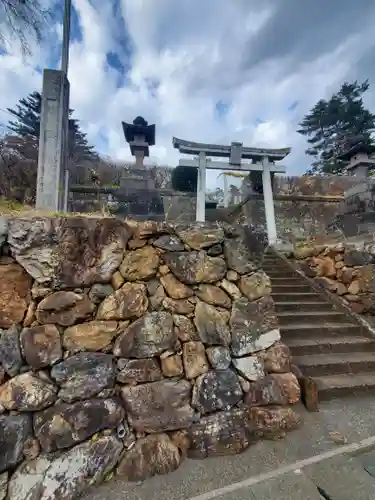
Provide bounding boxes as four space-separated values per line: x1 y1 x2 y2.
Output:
172 137 291 161
337 141 375 161
122 117 155 145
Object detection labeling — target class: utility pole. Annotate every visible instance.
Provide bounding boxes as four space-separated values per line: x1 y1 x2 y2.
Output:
61 0 72 211
61 0 72 76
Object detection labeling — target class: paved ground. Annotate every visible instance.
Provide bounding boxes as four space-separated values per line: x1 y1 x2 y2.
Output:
83 396 375 500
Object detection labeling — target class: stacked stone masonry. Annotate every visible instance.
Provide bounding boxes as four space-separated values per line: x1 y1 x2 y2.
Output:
293 243 375 315
0 217 301 500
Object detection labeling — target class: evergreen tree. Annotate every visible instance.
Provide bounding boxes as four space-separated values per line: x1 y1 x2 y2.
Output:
297 80 375 175
7 91 98 166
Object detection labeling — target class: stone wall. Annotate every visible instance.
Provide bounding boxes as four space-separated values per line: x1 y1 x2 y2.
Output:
292 243 375 315
0 217 301 500
243 175 360 241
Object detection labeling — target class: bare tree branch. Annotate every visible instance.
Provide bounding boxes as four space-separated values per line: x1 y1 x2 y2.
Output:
0 0 51 55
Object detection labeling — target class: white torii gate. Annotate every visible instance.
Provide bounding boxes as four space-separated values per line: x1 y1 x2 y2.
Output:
172 138 291 245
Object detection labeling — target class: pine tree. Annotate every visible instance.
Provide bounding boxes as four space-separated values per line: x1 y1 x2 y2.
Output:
297 80 375 175
7 91 98 166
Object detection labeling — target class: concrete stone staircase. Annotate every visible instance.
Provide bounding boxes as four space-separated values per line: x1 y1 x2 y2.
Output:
263 250 375 401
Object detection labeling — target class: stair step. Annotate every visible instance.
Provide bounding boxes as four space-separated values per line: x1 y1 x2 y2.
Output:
264 270 297 276
287 336 375 356
275 301 335 312
272 292 323 302
277 310 349 326
316 372 375 400
270 277 306 285
280 322 361 339
293 352 375 377
272 284 314 293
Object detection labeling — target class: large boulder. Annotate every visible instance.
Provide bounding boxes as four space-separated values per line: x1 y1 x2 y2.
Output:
239 271 271 301
260 342 291 374
0 325 23 376
230 296 280 356
293 245 318 260
20 324 62 369
0 262 31 328
182 341 209 379
344 249 373 267
244 373 300 406
113 311 176 358
126 220 168 239
161 354 183 377
0 414 32 473
119 246 159 281
223 238 258 274
88 284 114 304
173 314 199 342
232 355 265 381
7 435 123 500
117 358 163 384
0 472 7 500
121 379 194 433
36 292 95 326
194 302 230 346
174 223 224 250
34 398 125 452
7 217 132 287
63 321 121 353
206 346 231 370
164 251 226 284
192 370 243 414
247 406 301 439
96 283 148 321
153 235 185 252
0 372 57 411
196 284 231 309
117 434 180 481
163 297 195 315
50 352 115 403
187 409 255 458
354 265 375 294
160 274 193 299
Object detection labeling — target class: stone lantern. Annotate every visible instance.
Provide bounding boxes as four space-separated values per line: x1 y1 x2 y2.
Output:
121 116 155 169
337 135 375 179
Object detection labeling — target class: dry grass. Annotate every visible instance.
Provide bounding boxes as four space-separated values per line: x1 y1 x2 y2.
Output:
0 199 114 218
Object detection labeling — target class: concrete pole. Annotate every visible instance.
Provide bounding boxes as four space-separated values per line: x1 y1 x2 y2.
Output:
223 174 229 207
63 169 69 212
36 70 68 211
36 0 71 211
196 152 206 221
261 156 277 245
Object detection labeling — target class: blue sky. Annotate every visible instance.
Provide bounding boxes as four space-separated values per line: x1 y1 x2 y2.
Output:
1 0 375 189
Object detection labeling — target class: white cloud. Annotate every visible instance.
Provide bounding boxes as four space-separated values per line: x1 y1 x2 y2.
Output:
1 0 375 190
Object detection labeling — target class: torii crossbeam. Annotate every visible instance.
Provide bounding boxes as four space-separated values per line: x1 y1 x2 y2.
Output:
172 137 291 245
